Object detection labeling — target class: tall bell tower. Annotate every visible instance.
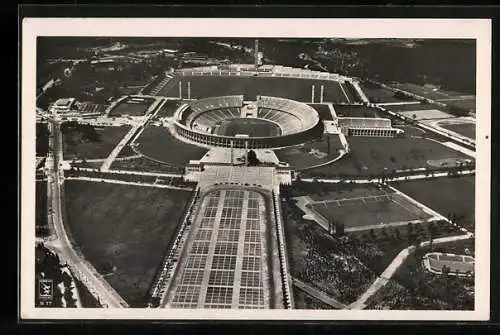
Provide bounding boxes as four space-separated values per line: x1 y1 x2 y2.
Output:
254 39 259 69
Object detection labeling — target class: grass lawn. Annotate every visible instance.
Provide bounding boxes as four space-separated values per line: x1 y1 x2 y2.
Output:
440 122 476 140
359 84 415 104
390 82 465 101
303 136 469 177
274 135 343 170
158 76 348 103
63 180 193 307
391 176 475 231
62 125 131 160
36 122 50 156
134 125 208 166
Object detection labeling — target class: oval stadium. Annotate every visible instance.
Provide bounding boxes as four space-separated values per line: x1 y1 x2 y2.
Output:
173 95 324 149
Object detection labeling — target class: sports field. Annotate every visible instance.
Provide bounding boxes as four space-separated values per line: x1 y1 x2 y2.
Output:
391 175 475 230
63 180 193 307
62 124 131 160
133 125 208 166
214 118 281 137
158 76 349 103
305 136 469 177
108 97 156 117
333 104 384 118
308 192 432 229
439 122 476 139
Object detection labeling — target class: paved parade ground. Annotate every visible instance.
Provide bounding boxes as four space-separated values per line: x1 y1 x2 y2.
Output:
166 189 272 309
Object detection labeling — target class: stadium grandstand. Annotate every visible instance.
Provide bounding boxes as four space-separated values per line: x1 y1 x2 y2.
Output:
337 117 404 137
173 95 324 149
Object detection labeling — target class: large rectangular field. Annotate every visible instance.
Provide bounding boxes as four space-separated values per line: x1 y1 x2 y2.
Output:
63 180 193 307
62 124 131 160
134 125 208 166
391 176 475 230
214 118 281 137
304 136 470 177
308 193 433 229
158 76 349 103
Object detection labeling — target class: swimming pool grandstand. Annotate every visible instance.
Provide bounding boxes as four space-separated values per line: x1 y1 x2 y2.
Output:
337 117 404 137
423 252 474 276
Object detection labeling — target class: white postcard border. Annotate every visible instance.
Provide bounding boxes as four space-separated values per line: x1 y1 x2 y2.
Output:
21 17 491 320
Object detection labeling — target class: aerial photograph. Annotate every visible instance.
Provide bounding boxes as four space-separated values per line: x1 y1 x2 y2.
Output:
34 37 477 311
